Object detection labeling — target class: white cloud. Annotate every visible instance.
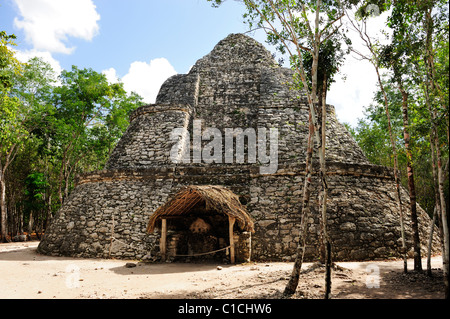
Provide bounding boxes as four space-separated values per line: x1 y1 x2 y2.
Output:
14 49 62 77
13 0 100 54
327 58 377 127
108 58 177 103
102 67 119 84
327 9 392 127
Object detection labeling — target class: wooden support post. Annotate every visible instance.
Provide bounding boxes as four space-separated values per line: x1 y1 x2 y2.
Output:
108 215 115 258
229 216 235 264
161 218 167 262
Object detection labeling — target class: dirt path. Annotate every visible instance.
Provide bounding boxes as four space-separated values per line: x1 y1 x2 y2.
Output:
0 241 445 299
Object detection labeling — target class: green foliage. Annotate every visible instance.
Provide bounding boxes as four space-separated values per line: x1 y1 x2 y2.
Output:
347 0 449 219
1 32 26 157
301 37 348 93
0 31 22 90
353 117 395 166
1 42 144 238
353 69 449 215
23 171 48 215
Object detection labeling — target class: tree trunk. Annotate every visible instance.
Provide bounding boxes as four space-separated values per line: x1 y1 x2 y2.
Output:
44 193 52 233
425 28 449 282
19 206 23 235
58 161 65 205
427 206 437 276
0 174 8 242
325 241 332 299
284 111 315 296
12 203 17 238
426 75 449 295
375 68 408 273
58 147 71 205
320 75 331 299
424 7 449 297
428 106 445 255
399 84 422 272
347 15 408 272
433 121 449 297
28 211 33 235
318 79 326 262
64 170 70 200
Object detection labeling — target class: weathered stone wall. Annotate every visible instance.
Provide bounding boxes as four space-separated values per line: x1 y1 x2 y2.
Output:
38 163 440 261
248 163 440 261
38 173 172 259
38 33 440 263
155 34 368 167
106 105 192 169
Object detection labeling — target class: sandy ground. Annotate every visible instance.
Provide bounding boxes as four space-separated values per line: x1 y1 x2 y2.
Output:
0 241 445 299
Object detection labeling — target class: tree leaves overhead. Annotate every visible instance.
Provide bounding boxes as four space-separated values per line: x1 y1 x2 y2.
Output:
1 42 144 241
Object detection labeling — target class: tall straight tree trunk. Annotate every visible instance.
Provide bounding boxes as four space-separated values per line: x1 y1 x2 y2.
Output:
398 84 422 272
319 74 331 299
427 97 444 256
284 2 324 296
0 144 18 243
247 0 338 296
426 69 448 293
427 206 437 276
284 111 315 296
58 153 69 205
375 69 408 272
429 98 449 297
28 211 33 235
424 6 449 298
44 193 52 233
347 15 408 272
0 173 8 242
430 107 449 297
434 132 449 298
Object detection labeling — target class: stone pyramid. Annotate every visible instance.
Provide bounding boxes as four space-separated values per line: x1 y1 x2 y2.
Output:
38 33 439 262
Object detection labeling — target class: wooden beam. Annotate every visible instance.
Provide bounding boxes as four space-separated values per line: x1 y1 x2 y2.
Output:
229 216 235 264
108 215 115 258
157 215 184 220
160 218 167 262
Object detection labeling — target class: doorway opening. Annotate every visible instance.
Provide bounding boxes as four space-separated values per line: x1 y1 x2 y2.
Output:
147 185 254 263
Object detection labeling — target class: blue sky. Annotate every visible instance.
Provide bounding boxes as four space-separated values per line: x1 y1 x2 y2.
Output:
0 0 390 127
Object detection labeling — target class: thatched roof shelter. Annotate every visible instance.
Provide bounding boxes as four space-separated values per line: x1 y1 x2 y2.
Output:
146 185 254 233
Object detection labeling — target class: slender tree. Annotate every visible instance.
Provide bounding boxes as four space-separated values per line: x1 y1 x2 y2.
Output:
346 8 409 272
350 0 448 295
302 37 345 298
1 32 25 242
423 1 449 297
7 57 56 239
209 0 351 297
353 0 447 276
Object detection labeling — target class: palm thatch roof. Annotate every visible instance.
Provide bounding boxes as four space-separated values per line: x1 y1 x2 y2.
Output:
146 185 254 233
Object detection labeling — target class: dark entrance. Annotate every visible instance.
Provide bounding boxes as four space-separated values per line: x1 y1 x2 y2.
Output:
147 185 254 263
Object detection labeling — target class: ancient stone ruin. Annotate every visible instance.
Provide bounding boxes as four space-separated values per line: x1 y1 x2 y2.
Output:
38 33 439 262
